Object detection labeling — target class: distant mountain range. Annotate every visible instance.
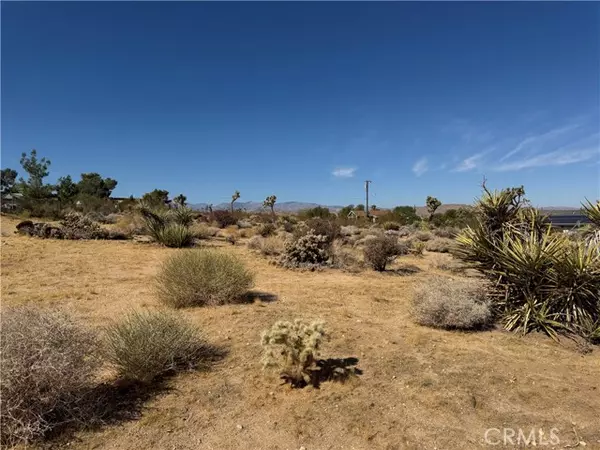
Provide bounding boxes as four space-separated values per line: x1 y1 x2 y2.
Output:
188 201 581 215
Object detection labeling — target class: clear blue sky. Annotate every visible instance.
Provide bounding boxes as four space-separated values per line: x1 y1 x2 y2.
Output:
2 2 599 207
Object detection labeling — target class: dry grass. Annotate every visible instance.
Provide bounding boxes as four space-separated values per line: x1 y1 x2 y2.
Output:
155 249 254 308
1 215 599 449
104 309 214 383
0 305 100 446
411 276 492 330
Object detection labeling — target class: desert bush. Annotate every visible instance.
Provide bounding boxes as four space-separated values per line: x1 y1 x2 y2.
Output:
455 184 600 340
425 237 454 253
156 223 195 248
171 206 195 227
304 217 341 244
1 306 100 446
258 222 276 237
114 213 146 235
281 230 330 268
414 230 433 242
340 225 360 236
104 309 211 383
396 226 414 238
363 235 405 271
429 254 464 273
331 242 363 271
212 210 236 228
247 235 262 250
412 241 426 256
432 227 460 239
257 236 285 256
156 249 254 308
261 319 327 387
412 276 492 330
383 221 400 231
192 222 219 240
237 219 253 229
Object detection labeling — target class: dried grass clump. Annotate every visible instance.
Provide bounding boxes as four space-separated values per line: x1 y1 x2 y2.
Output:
331 241 363 272
363 235 406 271
411 276 492 330
425 237 455 253
340 225 360 237
414 231 434 242
156 249 254 308
104 309 212 383
192 222 219 240
432 227 460 239
261 319 327 387
0 306 100 446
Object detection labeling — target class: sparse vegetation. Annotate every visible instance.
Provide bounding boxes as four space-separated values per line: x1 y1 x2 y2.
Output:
280 230 330 268
363 234 405 271
412 276 492 330
261 319 326 387
0 306 100 446
156 249 254 308
104 309 212 383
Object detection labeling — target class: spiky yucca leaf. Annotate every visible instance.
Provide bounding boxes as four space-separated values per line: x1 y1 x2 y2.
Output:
582 198 600 228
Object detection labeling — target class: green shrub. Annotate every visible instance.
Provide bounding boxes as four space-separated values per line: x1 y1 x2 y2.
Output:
363 235 405 271
261 319 327 387
104 309 211 383
412 276 492 330
412 241 426 256
156 249 254 308
171 206 195 227
0 306 99 446
155 223 195 248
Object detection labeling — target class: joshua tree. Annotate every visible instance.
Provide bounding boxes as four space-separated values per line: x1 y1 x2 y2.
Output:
371 204 377 211
426 196 442 221
263 195 277 216
173 194 187 207
231 190 240 213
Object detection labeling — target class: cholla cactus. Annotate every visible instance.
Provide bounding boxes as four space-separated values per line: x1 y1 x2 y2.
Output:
261 319 326 387
282 230 330 266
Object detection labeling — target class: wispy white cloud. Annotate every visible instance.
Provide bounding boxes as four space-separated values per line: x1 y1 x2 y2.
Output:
452 151 488 172
412 157 428 177
499 123 581 162
494 147 599 172
332 167 357 178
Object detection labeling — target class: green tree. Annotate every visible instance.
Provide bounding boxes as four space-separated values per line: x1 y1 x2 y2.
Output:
231 190 240 213
77 173 118 198
19 149 52 199
263 195 277 216
1 168 18 194
56 175 79 202
355 204 365 211
392 206 421 225
173 194 187 207
337 204 354 218
426 196 442 221
142 189 170 207
371 204 377 211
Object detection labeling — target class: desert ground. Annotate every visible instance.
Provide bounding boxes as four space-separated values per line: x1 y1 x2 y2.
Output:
1 215 599 450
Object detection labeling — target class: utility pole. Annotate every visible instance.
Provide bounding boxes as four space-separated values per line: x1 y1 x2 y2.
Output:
365 180 372 219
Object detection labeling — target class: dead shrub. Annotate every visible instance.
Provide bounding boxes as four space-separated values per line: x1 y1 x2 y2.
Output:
425 237 455 253
104 309 213 383
363 235 407 271
192 222 219 240
0 306 100 446
331 242 363 271
261 319 327 387
432 227 460 239
257 222 276 237
156 249 254 308
411 276 492 330
415 231 434 242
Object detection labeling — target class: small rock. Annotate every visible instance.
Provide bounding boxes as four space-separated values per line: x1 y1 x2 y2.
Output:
236 424 244 430
299 447 306 450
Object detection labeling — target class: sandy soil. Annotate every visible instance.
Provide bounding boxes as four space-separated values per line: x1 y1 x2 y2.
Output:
1 215 599 449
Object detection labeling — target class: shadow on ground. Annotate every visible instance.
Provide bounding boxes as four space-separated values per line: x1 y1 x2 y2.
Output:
241 290 279 303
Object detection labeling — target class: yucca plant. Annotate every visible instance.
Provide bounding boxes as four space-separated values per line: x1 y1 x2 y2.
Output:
139 204 195 248
156 223 196 248
172 206 195 227
582 198 600 227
